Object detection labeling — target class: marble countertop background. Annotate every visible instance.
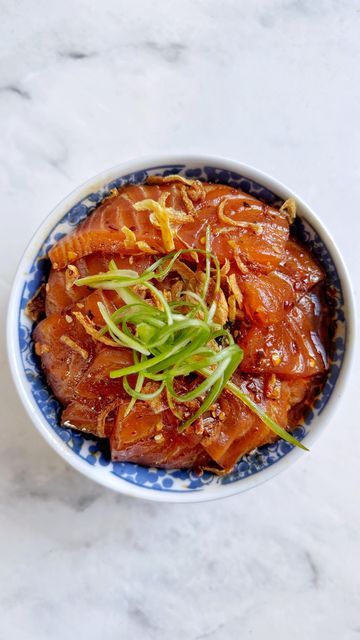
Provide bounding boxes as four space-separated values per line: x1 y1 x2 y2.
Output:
1 1 359 638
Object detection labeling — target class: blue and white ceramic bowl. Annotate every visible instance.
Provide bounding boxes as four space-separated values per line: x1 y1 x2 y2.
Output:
7 156 355 502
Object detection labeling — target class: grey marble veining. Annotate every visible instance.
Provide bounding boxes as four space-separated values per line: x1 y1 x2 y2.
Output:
1 0 359 638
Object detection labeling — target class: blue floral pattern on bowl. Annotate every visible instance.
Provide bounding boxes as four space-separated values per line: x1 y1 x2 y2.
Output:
18 164 346 493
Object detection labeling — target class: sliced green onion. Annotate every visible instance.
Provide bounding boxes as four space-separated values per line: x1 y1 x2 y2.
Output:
73 247 308 453
136 322 157 344
179 374 225 432
124 353 145 417
168 357 229 404
98 302 150 355
123 377 164 401
226 380 309 451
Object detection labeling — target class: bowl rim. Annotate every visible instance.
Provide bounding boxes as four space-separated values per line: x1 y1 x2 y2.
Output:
7 154 356 502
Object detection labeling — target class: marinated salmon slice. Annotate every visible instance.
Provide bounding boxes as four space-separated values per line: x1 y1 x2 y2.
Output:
73 288 120 326
279 238 324 294
49 182 289 272
110 373 310 472
74 348 134 401
203 376 309 470
45 252 117 316
240 271 296 325
238 291 328 377
34 289 122 405
61 402 98 432
46 266 87 317
33 313 95 405
236 239 324 326
61 401 112 437
60 349 135 437
219 378 311 470
46 252 153 316
178 187 289 273
48 184 177 269
61 394 124 438
202 376 285 469
111 402 204 469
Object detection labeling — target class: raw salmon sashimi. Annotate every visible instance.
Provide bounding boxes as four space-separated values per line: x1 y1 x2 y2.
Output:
177 185 290 273
112 379 280 471
238 291 328 377
49 183 185 269
49 181 290 273
61 347 135 438
34 289 121 405
110 375 311 471
202 376 309 470
62 401 116 438
279 238 324 295
239 270 296 326
31 175 330 473
46 252 153 316
74 348 135 401
111 402 205 469
33 311 95 406
237 238 324 325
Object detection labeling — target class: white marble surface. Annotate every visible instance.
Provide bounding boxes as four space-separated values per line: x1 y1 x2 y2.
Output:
1 1 360 638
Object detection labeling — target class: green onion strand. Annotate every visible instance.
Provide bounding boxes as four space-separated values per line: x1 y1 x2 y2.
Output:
74 229 306 452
